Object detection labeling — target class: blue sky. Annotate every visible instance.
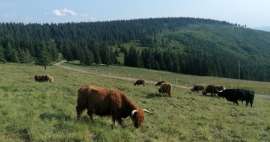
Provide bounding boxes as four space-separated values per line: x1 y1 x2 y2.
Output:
0 0 269 27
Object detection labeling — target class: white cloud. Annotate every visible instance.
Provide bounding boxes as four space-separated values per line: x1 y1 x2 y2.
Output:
53 8 77 16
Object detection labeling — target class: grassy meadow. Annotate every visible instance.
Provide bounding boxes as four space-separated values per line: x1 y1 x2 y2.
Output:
65 62 270 95
0 63 270 142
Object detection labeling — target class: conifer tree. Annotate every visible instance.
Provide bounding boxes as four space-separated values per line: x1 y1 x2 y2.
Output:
36 46 51 70
0 45 6 63
4 43 19 62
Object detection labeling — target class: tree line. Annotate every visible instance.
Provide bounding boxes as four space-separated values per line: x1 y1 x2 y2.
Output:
0 18 229 65
124 46 270 81
1 17 270 81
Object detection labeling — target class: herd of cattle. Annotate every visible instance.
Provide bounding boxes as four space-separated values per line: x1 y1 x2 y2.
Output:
191 84 255 107
34 75 255 128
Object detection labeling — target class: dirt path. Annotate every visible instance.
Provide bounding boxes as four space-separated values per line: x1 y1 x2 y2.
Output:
54 61 270 99
256 94 270 100
54 61 189 89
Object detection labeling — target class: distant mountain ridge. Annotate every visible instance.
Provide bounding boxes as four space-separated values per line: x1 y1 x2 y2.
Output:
254 26 270 32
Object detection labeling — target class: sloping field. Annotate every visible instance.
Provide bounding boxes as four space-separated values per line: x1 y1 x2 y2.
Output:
64 62 270 95
0 63 270 142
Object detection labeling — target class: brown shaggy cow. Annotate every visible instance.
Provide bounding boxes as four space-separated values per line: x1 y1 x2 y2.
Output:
76 85 150 128
134 80 145 86
202 85 225 96
191 85 204 93
155 81 166 86
158 83 171 97
34 74 54 82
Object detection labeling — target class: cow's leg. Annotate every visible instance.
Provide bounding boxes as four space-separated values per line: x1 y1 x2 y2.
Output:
233 100 239 105
111 116 117 129
245 100 249 107
117 117 125 127
210 90 214 96
168 92 171 97
76 105 84 120
87 109 94 121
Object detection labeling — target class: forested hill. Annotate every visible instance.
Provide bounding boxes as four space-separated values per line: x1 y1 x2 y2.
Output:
1 17 270 81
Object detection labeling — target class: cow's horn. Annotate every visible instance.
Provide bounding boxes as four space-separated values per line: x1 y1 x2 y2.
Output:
131 110 138 116
143 109 152 113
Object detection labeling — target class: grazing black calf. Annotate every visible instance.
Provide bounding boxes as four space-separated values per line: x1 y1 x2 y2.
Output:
218 89 255 107
134 80 145 86
191 85 204 93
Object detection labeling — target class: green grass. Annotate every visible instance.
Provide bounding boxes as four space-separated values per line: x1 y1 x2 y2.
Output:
65 62 270 95
0 63 270 142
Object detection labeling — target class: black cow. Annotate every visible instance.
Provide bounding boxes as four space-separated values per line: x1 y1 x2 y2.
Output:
218 89 255 107
134 80 145 86
202 85 225 96
191 85 204 93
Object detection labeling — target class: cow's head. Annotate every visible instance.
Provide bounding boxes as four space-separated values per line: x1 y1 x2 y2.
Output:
216 86 225 92
158 88 162 92
131 109 144 128
217 90 225 97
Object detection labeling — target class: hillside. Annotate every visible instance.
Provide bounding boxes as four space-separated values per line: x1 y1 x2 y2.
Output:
0 63 270 142
62 62 270 95
1 18 270 81
255 26 270 32
148 24 270 80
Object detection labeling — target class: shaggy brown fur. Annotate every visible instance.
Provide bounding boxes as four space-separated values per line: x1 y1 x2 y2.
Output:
76 85 145 128
134 80 145 86
158 83 171 97
34 74 54 82
155 81 166 86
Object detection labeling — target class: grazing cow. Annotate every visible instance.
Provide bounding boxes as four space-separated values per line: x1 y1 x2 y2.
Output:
76 85 150 128
202 85 225 96
34 74 54 82
218 89 255 107
155 81 166 86
134 80 145 86
158 83 171 97
191 85 204 93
